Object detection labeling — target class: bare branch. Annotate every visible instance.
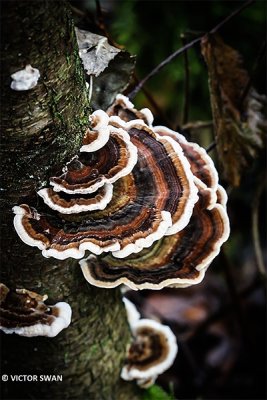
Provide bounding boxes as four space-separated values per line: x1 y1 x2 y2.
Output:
182 120 213 131
206 141 216 153
240 39 266 107
128 0 255 99
181 34 190 125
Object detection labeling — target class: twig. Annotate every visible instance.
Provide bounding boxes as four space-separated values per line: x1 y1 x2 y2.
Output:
128 0 255 99
209 0 255 34
131 73 172 127
240 39 267 107
128 36 201 100
205 140 216 153
182 121 213 131
181 34 190 125
95 0 119 47
252 177 266 279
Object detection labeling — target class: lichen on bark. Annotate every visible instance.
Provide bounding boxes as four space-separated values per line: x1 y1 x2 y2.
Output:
0 1 141 399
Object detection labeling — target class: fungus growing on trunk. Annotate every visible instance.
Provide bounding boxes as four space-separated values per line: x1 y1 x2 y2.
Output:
13 100 199 260
79 96 229 289
121 315 178 387
107 94 154 126
50 113 138 195
12 95 229 288
123 297 141 328
0 283 71 337
38 183 114 214
10 64 40 91
80 183 229 289
121 297 178 388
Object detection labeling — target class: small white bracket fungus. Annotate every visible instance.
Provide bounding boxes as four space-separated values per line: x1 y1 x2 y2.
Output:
0 285 72 338
10 64 40 91
121 317 178 386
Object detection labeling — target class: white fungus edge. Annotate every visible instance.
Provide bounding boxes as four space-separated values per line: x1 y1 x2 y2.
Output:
80 110 111 153
122 297 141 327
0 302 72 338
120 318 178 381
37 183 113 214
50 125 138 195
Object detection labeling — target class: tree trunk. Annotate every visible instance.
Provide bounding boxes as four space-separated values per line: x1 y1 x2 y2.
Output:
0 1 140 399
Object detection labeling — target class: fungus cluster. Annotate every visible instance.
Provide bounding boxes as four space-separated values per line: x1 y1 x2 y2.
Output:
121 298 178 388
0 283 71 337
10 64 40 91
13 94 229 289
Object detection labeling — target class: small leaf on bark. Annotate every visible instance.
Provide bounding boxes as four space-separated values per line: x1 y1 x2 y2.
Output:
201 34 266 186
75 28 135 110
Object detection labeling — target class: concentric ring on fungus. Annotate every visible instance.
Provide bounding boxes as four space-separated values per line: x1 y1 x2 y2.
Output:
13 94 229 286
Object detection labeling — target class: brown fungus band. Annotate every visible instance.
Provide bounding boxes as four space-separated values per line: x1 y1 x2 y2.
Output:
50 117 138 194
13 95 229 288
0 283 71 337
121 317 178 384
13 105 198 260
80 95 229 289
121 298 178 388
80 184 229 290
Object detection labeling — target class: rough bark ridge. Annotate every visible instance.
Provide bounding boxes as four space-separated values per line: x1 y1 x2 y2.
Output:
0 1 140 399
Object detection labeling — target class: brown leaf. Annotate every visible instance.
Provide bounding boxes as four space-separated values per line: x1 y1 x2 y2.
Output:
201 34 266 186
75 28 136 111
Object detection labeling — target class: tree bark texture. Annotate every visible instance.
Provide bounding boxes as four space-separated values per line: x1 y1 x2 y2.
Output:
0 1 140 399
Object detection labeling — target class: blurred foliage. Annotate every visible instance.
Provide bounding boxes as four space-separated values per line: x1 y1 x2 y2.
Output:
201 34 266 186
70 1 266 399
109 0 266 124
142 384 174 400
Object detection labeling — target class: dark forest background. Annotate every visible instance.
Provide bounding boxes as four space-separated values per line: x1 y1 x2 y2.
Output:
70 1 266 399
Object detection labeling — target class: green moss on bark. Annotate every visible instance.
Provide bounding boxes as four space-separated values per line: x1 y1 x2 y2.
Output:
0 0 90 205
0 1 140 399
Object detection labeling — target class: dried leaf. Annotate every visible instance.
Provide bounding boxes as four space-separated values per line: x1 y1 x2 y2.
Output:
75 28 135 110
75 28 120 77
201 34 266 186
91 51 135 110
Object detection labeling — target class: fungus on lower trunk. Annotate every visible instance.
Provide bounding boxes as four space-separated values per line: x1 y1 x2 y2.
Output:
121 315 178 387
0 283 71 337
121 297 178 388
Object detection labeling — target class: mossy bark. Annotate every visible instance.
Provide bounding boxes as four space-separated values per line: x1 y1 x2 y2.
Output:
0 1 140 399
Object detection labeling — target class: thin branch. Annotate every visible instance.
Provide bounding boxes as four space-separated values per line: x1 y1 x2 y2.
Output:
205 140 216 153
181 34 190 125
182 120 213 131
128 36 201 100
95 0 120 47
128 0 255 99
210 0 255 34
240 39 267 106
252 177 266 279
132 73 172 127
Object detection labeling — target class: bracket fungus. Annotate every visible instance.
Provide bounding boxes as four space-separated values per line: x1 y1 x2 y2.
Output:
121 297 178 388
10 64 40 91
13 94 229 287
0 283 71 337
